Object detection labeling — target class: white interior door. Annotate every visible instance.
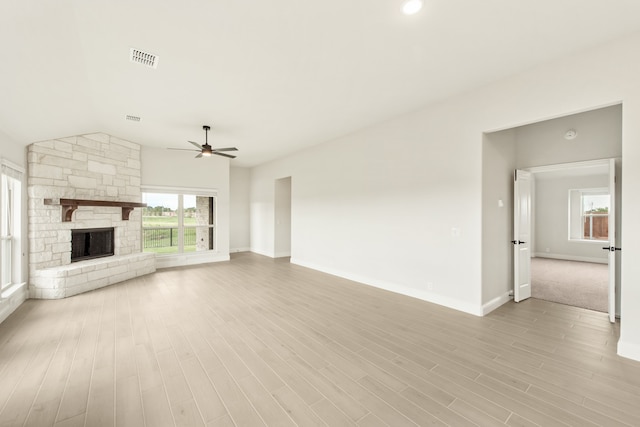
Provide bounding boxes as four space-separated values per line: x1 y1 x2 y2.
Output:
513 170 532 302
607 158 616 323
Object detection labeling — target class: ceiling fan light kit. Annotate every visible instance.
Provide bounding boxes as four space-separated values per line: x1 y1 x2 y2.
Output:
169 125 238 159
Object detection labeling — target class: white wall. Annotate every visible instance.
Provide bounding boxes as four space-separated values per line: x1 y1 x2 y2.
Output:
515 105 622 168
482 129 516 313
249 32 640 361
141 147 230 265
250 170 275 257
534 174 609 262
230 167 251 252
0 131 28 323
0 130 26 165
252 105 488 315
274 177 291 257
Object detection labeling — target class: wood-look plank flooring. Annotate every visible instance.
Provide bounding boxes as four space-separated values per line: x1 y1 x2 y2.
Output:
1 252 639 426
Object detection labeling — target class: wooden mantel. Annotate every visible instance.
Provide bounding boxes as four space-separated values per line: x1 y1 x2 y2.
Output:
43 198 147 222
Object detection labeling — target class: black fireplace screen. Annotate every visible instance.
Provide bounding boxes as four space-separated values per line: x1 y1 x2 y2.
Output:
71 227 114 262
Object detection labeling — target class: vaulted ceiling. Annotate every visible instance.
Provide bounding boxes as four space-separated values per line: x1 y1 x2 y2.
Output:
2 0 640 166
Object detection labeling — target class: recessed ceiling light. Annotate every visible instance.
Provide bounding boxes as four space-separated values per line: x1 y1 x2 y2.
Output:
402 0 423 15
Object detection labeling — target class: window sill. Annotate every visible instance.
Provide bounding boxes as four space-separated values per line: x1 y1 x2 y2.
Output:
1 282 26 299
153 251 229 269
144 249 217 258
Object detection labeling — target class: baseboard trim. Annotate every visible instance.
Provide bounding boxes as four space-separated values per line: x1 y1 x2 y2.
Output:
533 253 608 264
290 258 483 317
248 249 290 259
618 340 640 362
274 251 291 258
230 247 250 253
482 292 512 315
250 248 274 258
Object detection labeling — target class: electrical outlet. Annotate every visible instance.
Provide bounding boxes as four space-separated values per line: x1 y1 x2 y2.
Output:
427 282 433 291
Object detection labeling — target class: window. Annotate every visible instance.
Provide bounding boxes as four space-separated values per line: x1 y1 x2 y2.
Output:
568 188 609 241
1 160 23 296
142 190 216 255
1 176 13 290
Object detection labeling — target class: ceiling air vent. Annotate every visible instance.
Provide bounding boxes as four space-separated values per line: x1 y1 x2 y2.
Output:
130 48 158 69
126 115 141 122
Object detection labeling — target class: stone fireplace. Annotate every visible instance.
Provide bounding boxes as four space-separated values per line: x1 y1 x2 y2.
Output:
27 133 155 299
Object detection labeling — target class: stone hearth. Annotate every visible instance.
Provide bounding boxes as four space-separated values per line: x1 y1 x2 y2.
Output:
30 253 155 299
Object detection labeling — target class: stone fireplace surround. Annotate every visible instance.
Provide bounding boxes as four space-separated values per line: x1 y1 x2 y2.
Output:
28 133 155 299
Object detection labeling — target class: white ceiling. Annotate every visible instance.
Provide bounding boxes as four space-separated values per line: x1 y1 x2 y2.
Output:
2 0 640 167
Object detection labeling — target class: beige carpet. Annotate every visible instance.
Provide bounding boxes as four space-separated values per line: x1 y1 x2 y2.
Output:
531 257 608 313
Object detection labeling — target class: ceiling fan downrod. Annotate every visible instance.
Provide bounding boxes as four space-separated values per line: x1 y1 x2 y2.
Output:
203 125 210 145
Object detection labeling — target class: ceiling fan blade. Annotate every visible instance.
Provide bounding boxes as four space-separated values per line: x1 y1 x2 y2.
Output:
213 152 236 159
168 148 200 152
212 147 238 152
195 153 203 158
188 141 203 149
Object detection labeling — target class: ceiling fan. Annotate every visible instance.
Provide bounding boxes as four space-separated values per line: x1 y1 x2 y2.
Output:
169 125 238 159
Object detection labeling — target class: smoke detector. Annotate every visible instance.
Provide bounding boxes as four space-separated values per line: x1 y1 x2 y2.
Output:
564 129 577 140
130 48 158 69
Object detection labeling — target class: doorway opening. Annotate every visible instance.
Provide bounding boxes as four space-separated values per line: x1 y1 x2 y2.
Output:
520 159 618 318
481 104 622 319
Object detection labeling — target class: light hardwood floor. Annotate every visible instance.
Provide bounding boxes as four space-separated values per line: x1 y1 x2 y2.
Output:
1 252 639 426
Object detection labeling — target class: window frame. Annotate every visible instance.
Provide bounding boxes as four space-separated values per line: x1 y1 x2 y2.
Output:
1 159 24 298
141 186 217 256
181 194 216 253
568 187 610 243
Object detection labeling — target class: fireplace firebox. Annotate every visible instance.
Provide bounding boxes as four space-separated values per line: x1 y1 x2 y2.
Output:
71 227 114 262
